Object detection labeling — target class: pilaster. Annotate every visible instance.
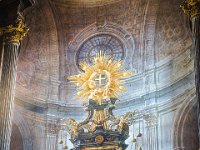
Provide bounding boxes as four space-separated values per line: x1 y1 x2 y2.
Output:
144 108 158 150
45 120 58 150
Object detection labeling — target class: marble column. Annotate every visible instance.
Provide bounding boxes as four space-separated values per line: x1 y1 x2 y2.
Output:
144 114 158 150
0 39 4 80
0 18 29 150
181 0 200 148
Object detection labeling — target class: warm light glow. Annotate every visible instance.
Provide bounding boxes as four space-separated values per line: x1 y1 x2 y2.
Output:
68 51 133 104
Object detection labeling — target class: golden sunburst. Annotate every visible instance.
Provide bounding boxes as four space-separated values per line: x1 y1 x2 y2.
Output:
68 52 133 104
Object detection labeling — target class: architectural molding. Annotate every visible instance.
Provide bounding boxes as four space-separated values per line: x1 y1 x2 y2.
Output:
67 22 135 75
142 0 159 70
53 0 123 8
172 95 197 149
13 109 33 150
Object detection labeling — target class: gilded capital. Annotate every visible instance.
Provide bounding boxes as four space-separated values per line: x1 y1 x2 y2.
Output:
181 0 200 18
0 18 29 43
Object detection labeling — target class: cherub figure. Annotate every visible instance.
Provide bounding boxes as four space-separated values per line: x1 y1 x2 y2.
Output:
117 116 126 132
65 119 78 137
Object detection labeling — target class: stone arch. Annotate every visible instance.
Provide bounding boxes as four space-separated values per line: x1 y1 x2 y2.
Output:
16 0 60 102
10 123 23 150
172 95 198 150
12 110 33 150
67 22 135 75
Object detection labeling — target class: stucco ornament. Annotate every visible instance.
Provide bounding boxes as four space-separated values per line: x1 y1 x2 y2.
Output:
68 51 133 104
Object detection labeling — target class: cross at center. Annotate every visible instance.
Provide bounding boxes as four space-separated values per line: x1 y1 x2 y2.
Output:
94 74 107 87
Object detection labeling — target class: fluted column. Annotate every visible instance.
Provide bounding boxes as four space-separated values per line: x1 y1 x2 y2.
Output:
181 1 200 148
144 114 158 150
0 18 29 150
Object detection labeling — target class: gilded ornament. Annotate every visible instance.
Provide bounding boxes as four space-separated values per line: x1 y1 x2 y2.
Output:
95 135 104 144
0 18 29 43
181 0 200 18
68 51 133 104
62 52 139 149
117 116 126 132
64 118 78 137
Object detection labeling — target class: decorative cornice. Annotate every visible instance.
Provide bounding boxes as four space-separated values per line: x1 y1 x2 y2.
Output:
181 0 200 18
0 18 29 43
54 0 122 8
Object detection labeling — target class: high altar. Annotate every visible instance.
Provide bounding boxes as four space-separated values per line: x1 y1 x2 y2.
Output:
60 52 135 150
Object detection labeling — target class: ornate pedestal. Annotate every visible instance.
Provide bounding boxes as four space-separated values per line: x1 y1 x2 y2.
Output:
68 99 129 150
61 52 135 150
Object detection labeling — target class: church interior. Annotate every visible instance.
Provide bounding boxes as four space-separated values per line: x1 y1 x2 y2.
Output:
0 0 200 150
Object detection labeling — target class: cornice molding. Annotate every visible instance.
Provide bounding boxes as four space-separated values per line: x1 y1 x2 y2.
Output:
53 0 123 8
14 79 195 116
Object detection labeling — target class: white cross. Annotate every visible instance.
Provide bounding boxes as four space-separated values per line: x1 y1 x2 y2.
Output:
95 74 107 87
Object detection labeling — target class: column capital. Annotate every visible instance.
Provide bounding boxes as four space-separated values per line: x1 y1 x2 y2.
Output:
143 113 157 127
46 122 59 135
181 0 200 18
0 18 29 43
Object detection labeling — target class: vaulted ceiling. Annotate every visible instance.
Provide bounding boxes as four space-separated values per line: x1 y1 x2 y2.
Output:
15 0 192 112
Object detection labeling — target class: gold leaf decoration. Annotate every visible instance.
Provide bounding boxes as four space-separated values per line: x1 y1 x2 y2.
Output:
0 18 29 43
68 51 133 104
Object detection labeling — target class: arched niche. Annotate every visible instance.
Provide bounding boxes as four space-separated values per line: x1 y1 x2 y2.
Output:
172 96 199 150
11 110 33 150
